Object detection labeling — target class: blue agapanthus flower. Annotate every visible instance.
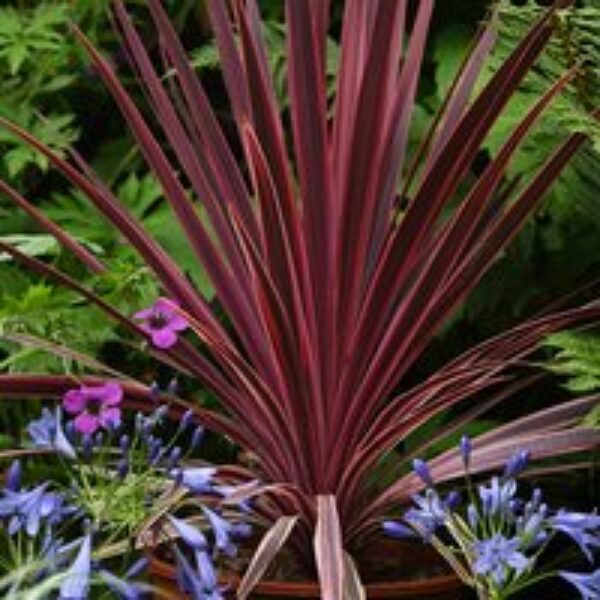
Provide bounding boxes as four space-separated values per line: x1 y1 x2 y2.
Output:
174 546 224 600
99 557 152 600
551 511 600 562
168 515 209 550
472 534 531 585
0 483 69 537
479 477 517 517
403 488 452 540
27 407 76 460
59 534 92 600
202 506 252 557
560 569 600 600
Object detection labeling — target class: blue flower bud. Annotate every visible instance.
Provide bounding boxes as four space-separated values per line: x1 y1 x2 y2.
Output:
460 435 471 468
125 556 149 579
445 491 461 510
412 458 433 487
168 515 208 550
190 426 205 451
383 520 417 539
178 409 194 433
94 431 104 448
149 439 163 464
5 460 21 491
468 504 479 529
167 446 182 470
503 449 530 479
167 379 178 396
65 420 76 441
154 405 169 422
119 434 130 452
171 468 184 486
135 412 145 432
82 434 93 460
149 382 161 400
117 458 129 479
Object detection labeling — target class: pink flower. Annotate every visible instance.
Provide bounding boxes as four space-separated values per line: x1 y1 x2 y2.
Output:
63 382 123 434
134 298 189 349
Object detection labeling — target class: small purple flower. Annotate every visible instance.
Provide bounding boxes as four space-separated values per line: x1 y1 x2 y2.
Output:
59 534 92 600
550 510 600 562
63 382 123 435
472 534 530 586
412 458 433 487
560 569 600 600
134 298 189 349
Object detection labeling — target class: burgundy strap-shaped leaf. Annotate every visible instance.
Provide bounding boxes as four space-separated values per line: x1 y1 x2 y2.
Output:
205 0 251 126
0 180 105 274
332 0 379 199
365 0 431 276
146 0 259 244
315 495 345 600
73 25 284 393
286 0 337 426
418 19 497 183
113 1 250 281
229 207 316 488
232 0 315 356
343 68 578 433
335 0 411 350
347 8 556 396
237 515 299 600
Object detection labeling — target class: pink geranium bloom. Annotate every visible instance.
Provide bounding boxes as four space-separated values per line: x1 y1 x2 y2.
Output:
63 382 123 434
134 298 189 349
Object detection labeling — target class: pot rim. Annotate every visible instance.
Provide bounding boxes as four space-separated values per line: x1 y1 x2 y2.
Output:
150 556 463 598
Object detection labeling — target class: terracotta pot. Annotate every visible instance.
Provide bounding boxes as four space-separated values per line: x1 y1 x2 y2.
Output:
150 540 466 599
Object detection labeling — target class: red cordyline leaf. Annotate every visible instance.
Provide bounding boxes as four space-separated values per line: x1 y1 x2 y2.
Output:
0 0 598 590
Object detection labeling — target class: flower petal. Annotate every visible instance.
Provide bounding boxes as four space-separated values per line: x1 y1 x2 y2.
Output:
101 382 123 406
152 328 178 349
74 413 99 435
63 390 86 414
99 407 122 428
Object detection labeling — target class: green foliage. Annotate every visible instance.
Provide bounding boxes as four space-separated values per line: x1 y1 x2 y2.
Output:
0 3 82 179
544 330 600 393
482 0 600 218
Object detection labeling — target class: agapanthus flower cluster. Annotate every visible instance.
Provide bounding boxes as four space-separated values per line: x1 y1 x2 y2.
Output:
384 437 600 600
0 384 251 599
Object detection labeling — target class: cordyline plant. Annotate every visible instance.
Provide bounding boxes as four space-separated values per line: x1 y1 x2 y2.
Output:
0 0 599 596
